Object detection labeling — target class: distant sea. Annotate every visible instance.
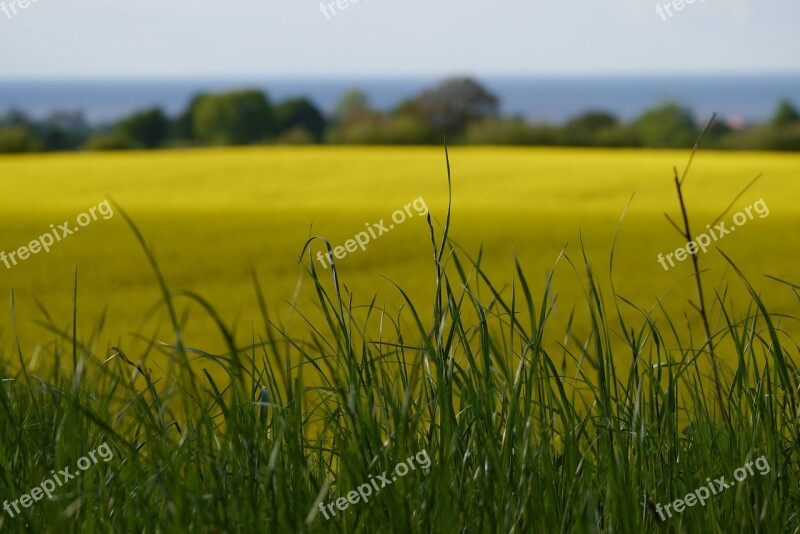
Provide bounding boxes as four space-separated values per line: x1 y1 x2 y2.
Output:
0 75 798 125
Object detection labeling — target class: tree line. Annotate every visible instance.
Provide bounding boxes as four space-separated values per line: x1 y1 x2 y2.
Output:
1 77 799 153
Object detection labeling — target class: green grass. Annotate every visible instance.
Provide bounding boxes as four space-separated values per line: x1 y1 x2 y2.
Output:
0 147 798 533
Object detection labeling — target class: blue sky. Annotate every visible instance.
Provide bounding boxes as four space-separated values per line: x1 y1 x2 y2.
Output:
0 0 797 78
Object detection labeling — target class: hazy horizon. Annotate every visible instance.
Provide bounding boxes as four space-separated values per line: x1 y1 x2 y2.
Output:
3 74 798 124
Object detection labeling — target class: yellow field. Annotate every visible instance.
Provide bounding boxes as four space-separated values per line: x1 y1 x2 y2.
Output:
0 147 798 370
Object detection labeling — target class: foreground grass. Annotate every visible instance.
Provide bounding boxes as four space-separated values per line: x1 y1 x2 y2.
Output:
0 153 799 533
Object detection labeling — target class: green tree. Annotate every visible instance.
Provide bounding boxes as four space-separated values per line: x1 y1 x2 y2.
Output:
193 90 275 145
771 99 800 127
327 112 434 144
0 109 31 128
274 98 326 141
635 102 698 148
115 107 169 148
333 90 369 123
564 111 619 146
0 125 42 153
463 118 537 145
175 93 207 142
35 111 91 151
395 77 499 137
83 130 142 151
275 126 316 145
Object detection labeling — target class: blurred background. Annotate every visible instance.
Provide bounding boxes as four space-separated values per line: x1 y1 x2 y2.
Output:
0 0 798 369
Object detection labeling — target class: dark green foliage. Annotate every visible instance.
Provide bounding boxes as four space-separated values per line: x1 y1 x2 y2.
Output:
718 123 800 151
2 84 800 152
0 125 42 153
635 101 699 148
703 120 734 146
394 77 499 136
463 117 539 145
38 128 88 152
333 89 370 123
192 89 275 145
83 130 142 151
757 123 800 151
564 110 620 145
327 111 435 144
113 107 169 149
274 98 326 142
83 108 168 151
275 126 316 145
0 110 89 152
771 99 800 128
174 93 207 141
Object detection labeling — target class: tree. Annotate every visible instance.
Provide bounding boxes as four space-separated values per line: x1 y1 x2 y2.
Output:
175 93 207 141
327 112 434 145
327 110 383 144
395 77 499 136
115 107 169 148
564 111 619 146
0 109 31 128
771 99 800 128
193 89 275 145
35 111 91 151
274 98 326 141
333 90 369 123
463 118 537 145
0 125 41 153
83 131 142 151
635 102 698 148
275 126 316 145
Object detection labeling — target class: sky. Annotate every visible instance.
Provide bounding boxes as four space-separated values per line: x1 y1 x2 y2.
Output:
0 0 798 78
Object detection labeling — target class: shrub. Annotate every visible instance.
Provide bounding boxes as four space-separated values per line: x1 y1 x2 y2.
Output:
83 131 142 151
0 125 42 153
274 126 316 145
193 90 275 145
463 118 537 145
